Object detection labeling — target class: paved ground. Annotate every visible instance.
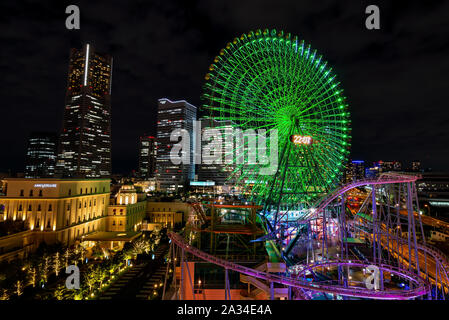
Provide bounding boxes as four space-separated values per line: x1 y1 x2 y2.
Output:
99 243 169 300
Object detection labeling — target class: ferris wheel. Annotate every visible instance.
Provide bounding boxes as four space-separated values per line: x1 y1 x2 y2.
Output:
201 29 351 222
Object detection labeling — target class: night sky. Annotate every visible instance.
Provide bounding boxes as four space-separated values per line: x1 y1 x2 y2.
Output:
1 0 448 174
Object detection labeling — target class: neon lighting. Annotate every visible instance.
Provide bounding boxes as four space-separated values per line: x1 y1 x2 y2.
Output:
201 29 351 206
190 181 215 186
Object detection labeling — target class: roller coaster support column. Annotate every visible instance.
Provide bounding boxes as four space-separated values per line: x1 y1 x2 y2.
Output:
270 281 274 300
407 182 421 275
322 209 328 261
172 243 179 299
210 206 216 254
372 185 377 264
162 242 172 300
180 248 185 300
225 268 231 300
185 257 196 300
338 195 345 286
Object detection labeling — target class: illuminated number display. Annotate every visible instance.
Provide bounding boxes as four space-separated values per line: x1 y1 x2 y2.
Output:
290 135 313 145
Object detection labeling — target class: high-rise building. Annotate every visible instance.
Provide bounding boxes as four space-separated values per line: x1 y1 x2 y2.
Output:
24 132 58 178
376 160 402 172
347 160 365 182
155 98 197 192
138 135 156 179
196 118 236 187
56 44 113 178
411 160 421 172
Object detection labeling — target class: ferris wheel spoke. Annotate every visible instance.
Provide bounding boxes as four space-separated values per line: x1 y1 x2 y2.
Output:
202 29 350 209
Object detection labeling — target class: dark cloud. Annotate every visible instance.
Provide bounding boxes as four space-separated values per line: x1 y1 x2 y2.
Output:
0 0 448 174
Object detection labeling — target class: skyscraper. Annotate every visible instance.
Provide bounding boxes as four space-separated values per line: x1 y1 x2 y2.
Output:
56 44 113 178
138 135 156 179
24 132 58 178
346 160 365 182
196 118 236 186
155 98 197 192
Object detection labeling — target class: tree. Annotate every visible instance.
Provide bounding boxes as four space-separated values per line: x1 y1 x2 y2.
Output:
83 265 98 294
53 284 66 300
53 252 61 276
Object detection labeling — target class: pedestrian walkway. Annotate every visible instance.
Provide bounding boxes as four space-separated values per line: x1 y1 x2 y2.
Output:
98 242 169 300
99 264 146 299
135 244 169 300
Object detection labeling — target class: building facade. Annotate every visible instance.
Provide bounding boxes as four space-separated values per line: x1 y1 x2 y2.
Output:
345 160 365 182
155 98 197 192
56 44 113 178
0 178 110 261
107 184 146 232
146 201 191 228
138 135 156 179
196 118 236 189
411 160 421 172
24 132 58 178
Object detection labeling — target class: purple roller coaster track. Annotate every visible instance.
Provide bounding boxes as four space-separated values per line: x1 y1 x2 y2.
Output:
164 173 449 300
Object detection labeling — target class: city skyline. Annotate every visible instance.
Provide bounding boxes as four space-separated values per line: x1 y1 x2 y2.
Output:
1 1 448 175
1 1 449 304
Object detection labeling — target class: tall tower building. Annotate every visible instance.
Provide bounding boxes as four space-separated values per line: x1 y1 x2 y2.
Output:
155 98 197 192
138 135 156 179
56 44 113 178
24 132 58 178
196 118 236 186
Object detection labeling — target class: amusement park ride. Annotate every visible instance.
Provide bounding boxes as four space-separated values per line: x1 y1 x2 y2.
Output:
162 29 449 300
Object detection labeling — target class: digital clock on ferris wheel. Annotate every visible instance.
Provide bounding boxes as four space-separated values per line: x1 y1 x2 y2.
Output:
290 135 313 145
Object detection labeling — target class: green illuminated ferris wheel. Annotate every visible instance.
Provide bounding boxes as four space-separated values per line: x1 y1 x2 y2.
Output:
201 29 351 211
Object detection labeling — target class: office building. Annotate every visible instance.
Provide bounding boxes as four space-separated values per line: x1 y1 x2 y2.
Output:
411 160 421 172
24 132 58 178
195 118 236 191
138 135 156 179
155 98 197 192
346 160 365 182
56 44 113 178
376 160 402 172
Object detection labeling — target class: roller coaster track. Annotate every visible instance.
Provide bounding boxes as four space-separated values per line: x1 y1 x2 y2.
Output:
297 173 419 224
168 232 429 299
170 173 449 299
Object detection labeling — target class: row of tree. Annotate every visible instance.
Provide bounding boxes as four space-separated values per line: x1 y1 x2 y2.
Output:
0 229 164 300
